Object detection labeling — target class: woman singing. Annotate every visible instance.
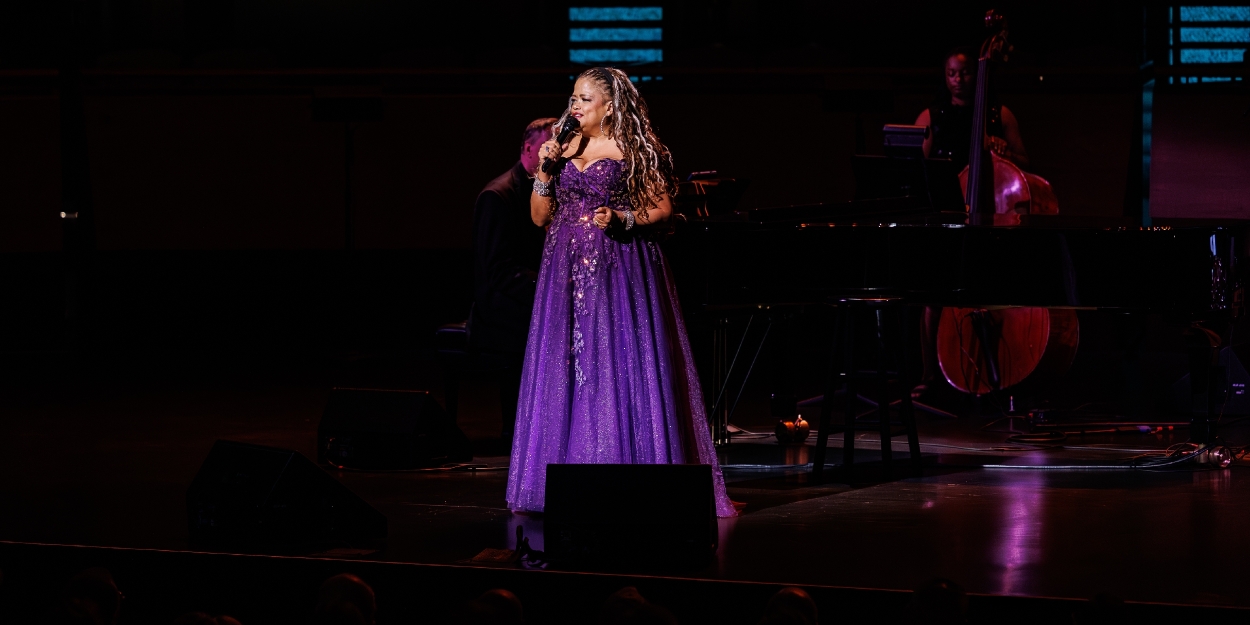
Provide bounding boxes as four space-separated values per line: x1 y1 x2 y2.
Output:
505 67 736 517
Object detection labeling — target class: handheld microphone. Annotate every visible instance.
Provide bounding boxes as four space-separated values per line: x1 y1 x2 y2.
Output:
540 117 581 175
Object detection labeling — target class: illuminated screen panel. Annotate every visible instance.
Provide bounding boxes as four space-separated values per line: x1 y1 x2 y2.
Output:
568 6 663 82
1168 5 1249 83
1147 7 1250 220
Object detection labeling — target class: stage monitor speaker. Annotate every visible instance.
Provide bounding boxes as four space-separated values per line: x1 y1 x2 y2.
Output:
318 388 472 470
187 440 387 548
544 464 716 569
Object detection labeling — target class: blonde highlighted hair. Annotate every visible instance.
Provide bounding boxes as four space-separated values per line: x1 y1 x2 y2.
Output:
554 67 676 220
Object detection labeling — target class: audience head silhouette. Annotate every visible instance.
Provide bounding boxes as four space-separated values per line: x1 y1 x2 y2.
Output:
14 569 1005 625
313 574 376 625
598 587 679 625
599 587 648 625
465 588 525 625
50 567 123 625
761 587 818 625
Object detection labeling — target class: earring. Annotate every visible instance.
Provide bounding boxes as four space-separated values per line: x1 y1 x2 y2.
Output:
600 115 608 137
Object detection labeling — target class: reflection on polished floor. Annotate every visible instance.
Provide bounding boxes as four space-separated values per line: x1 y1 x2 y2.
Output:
2 351 1249 612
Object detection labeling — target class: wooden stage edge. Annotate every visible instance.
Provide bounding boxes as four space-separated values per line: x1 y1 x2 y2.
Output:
1 540 1246 625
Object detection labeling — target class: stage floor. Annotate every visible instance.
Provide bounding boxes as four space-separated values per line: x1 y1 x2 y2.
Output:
3 350 1249 610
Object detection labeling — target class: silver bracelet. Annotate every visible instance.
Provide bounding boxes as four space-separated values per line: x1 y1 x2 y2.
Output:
622 209 635 231
532 178 551 197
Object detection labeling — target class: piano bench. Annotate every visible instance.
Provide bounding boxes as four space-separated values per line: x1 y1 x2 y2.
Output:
811 296 922 483
434 321 517 423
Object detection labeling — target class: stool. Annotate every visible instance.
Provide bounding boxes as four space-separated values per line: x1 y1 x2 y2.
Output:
811 296 921 482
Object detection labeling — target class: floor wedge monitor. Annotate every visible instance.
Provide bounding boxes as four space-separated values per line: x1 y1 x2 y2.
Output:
544 463 716 569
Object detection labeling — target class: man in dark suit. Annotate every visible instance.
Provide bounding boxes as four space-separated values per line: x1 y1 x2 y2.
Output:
469 117 555 444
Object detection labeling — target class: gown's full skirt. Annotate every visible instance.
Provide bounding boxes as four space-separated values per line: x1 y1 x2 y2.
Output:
505 159 735 517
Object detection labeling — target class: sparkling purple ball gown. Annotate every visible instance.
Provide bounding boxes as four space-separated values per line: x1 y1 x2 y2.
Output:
505 158 736 518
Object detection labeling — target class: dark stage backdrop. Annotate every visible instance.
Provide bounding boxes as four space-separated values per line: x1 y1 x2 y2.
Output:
1150 93 1250 221
0 1 1149 355
0 87 1138 253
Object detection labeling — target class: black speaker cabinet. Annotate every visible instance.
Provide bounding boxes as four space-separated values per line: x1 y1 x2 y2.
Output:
318 388 472 470
186 440 387 548
544 464 717 569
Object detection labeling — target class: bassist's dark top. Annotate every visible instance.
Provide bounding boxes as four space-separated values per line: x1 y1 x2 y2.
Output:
928 92 1003 171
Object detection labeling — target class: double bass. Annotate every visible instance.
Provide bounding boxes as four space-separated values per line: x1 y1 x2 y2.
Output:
937 11 1079 396
960 11 1058 226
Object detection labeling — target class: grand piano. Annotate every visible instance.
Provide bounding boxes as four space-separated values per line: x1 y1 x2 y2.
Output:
666 195 1247 447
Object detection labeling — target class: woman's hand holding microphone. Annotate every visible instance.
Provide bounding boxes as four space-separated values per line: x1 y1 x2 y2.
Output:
536 139 563 183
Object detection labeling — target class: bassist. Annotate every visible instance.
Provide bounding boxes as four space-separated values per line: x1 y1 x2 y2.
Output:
914 46 1030 170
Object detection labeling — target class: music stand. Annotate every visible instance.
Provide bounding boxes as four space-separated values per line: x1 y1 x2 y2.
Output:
851 123 963 212
882 123 928 158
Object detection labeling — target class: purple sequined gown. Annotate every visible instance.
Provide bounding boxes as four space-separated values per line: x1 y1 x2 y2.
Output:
506 158 736 518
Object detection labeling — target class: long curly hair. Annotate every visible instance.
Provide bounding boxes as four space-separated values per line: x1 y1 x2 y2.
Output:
553 67 676 220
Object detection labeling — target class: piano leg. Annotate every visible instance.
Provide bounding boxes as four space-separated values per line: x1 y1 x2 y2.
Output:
1188 341 1223 445
1185 314 1236 445
812 319 834 481
842 309 858 481
875 309 893 477
897 306 923 475
707 313 777 446
1185 228 1244 446
710 317 729 446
